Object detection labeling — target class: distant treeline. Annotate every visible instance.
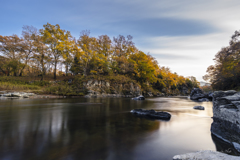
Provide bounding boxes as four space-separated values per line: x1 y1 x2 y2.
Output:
0 23 199 93
204 30 240 90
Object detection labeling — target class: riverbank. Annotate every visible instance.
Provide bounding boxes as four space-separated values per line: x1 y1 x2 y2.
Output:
0 75 195 98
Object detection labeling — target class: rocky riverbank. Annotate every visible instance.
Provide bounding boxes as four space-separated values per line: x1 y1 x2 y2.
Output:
0 91 69 99
173 90 240 159
211 90 240 154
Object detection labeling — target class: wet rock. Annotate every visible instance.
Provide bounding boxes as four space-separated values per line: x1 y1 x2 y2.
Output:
130 109 171 120
198 98 209 102
132 95 145 100
173 150 239 160
193 106 205 110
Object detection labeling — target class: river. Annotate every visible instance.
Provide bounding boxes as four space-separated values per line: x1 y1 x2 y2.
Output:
0 97 216 160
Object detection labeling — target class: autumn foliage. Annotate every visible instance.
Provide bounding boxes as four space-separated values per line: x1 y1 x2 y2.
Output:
0 23 198 94
204 30 240 90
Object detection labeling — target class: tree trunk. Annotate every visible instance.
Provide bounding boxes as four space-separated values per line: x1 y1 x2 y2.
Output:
65 63 69 76
54 60 57 80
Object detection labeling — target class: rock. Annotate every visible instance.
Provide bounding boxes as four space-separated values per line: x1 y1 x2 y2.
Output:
198 98 209 102
147 92 153 97
173 150 240 160
132 95 145 100
11 92 22 97
190 88 206 100
190 88 212 101
193 106 205 110
211 133 240 156
83 79 141 97
3 93 12 97
211 90 240 155
130 109 171 120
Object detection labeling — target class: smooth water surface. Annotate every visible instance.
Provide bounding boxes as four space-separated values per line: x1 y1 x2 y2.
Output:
0 97 216 160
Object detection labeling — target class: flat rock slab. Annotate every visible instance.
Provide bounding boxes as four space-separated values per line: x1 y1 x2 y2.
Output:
130 109 171 120
173 150 240 160
193 106 205 110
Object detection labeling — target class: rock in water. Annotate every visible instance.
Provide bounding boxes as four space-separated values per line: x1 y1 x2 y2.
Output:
193 106 205 110
190 88 212 101
130 109 171 120
211 90 240 155
132 95 145 100
173 150 240 160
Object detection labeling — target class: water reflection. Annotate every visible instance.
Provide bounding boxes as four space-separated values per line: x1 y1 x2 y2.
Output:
0 97 215 160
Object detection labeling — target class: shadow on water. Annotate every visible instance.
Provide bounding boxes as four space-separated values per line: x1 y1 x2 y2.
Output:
0 97 217 160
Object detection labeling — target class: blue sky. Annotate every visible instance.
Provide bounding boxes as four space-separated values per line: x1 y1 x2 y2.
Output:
1 0 240 81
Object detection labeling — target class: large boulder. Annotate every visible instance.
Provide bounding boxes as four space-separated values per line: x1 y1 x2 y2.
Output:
130 109 171 120
173 150 239 160
211 90 240 155
190 88 212 101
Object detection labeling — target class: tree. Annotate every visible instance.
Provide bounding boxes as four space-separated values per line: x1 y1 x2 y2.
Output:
77 30 97 76
112 35 137 74
204 30 240 90
0 34 23 76
40 23 73 79
19 25 38 76
129 51 159 84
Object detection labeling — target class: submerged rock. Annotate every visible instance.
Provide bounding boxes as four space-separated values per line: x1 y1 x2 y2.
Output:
130 109 171 120
173 150 239 160
132 95 145 100
193 106 205 110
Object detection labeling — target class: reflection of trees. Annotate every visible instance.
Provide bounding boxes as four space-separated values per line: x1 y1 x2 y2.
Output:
0 98 160 160
66 98 160 160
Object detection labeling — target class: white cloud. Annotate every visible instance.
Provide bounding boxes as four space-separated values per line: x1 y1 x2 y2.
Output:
137 32 231 81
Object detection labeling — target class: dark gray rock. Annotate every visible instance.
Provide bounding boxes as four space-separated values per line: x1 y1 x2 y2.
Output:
211 90 240 156
190 88 212 101
130 109 171 120
198 98 209 102
193 106 205 110
132 95 145 100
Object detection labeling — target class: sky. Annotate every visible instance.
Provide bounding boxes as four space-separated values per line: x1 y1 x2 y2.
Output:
1 0 240 81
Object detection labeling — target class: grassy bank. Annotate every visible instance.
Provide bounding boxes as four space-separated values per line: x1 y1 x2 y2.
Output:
0 82 40 91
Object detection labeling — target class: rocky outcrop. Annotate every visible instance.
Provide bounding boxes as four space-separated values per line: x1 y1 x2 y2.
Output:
130 109 171 120
190 88 212 101
84 80 141 97
193 106 205 110
173 150 239 160
211 90 240 155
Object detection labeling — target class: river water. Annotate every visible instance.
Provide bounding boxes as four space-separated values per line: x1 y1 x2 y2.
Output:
0 97 216 160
